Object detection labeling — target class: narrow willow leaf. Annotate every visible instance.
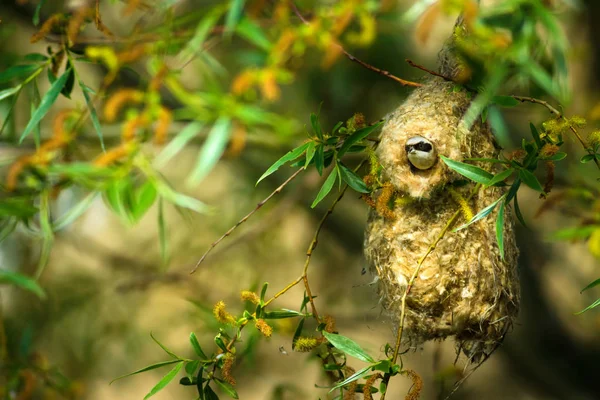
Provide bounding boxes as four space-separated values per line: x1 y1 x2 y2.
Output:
518 169 544 192
575 297 600 315
189 118 232 184
440 156 493 184
530 123 542 148
180 7 224 61
257 142 310 184
580 154 595 164
0 86 21 102
581 278 600 294
31 79 42 148
185 360 200 378
60 62 75 98
36 190 53 279
214 378 239 399
314 144 325 175
310 112 322 140
338 121 383 156
262 309 304 319
151 332 180 359
224 0 246 35
322 331 375 363
304 141 316 169
260 281 269 301
33 0 48 25
157 185 209 214
132 181 157 222
235 18 271 50
190 332 208 359
0 64 39 84
543 152 567 161
0 198 38 218
550 226 598 241
53 192 98 231
110 360 181 384
292 318 305 350
454 195 506 232
330 365 373 392
465 157 510 165
20 68 71 143
486 168 514 187
0 270 46 299
496 200 506 259
338 162 369 193
204 384 219 400
79 81 104 151
143 361 184 400
0 218 18 243
156 121 203 167
311 169 337 208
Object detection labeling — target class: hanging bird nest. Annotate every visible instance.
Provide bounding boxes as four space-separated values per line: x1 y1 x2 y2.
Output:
363 24 520 362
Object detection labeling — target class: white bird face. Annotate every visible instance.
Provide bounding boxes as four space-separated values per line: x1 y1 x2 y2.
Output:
405 136 436 170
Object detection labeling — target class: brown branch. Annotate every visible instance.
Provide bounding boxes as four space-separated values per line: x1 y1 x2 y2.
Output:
290 2 422 88
406 59 451 81
190 168 304 274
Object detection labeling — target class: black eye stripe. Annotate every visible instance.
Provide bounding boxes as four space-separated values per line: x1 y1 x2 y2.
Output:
405 142 433 152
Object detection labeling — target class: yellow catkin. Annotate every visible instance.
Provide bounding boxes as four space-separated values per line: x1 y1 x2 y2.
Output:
541 161 555 199
153 108 172 145
448 187 474 221
225 123 247 158
6 158 30 192
323 315 336 333
375 183 396 219
117 44 148 65
260 69 280 101
213 301 237 325
67 7 94 46
93 143 133 166
293 337 319 352
31 14 64 43
221 354 236 385
103 89 145 122
362 373 383 400
255 319 273 337
240 290 260 305
232 70 256 95
121 114 149 142
402 370 423 400
94 1 114 37
539 144 559 158
587 131 600 148
52 109 79 140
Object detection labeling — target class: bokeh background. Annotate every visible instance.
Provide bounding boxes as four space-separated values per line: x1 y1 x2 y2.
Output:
2 0 600 399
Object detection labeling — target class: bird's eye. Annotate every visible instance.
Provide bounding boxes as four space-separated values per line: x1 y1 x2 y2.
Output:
405 136 436 170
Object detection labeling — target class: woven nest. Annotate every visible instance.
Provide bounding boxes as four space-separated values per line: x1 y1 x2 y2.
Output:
363 76 520 361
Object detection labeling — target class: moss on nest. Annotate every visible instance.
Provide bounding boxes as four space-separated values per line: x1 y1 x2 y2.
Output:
364 77 519 361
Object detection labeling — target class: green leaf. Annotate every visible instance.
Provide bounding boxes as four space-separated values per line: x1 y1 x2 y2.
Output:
60 61 75 98
36 190 53 279
185 360 201 378
24 53 48 63
311 169 337 208
257 142 309 184
338 162 369 193
496 200 506 259
190 332 208 359
310 112 322 140
235 18 271 50
292 318 305 350
143 361 184 400
181 8 224 62
492 95 519 107
262 309 304 319
0 198 38 218
530 123 542 148
581 154 595 164
260 281 269 301
214 378 239 399
156 121 203 167
157 184 209 214
514 193 527 228
19 68 71 143
110 360 182 384
304 141 316 169
225 0 246 35
314 144 325 175
575 297 600 315
0 86 22 102
0 270 46 299
132 181 157 222
33 0 48 25
523 61 561 101
0 64 39 84
544 152 567 161
454 195 506 231
329 365 373 392
53 192 98 231
481 106 489 123
581 278 600 294
440 156 493 184
322 331 375 363
79 81 105 151
338 121 383 157
486 168 514 187
518 169 544 192
204 384 220 400
550 226 598 241
151 332 180 359
464 157 510 165
189 117 232 185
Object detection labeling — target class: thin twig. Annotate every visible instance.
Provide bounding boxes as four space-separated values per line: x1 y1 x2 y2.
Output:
190 168 303 274
512 96 600 171
406 59 451 81
290 2 422 88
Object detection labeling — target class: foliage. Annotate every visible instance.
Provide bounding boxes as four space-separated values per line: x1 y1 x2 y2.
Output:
2 0 600 399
